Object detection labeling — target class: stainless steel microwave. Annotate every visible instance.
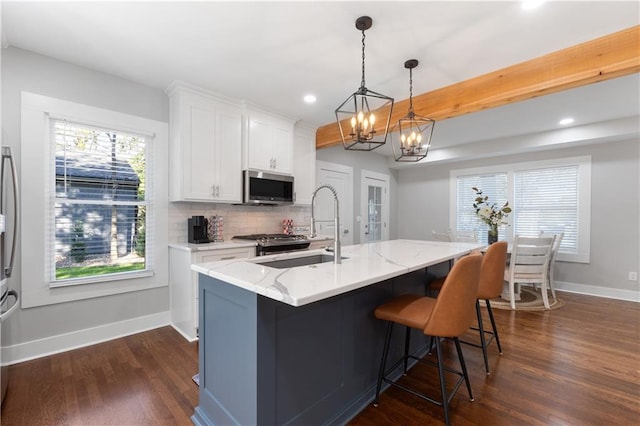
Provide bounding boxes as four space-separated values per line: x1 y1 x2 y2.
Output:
242 170 294 205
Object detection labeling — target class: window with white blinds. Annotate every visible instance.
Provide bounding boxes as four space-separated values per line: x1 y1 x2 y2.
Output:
22 92 168 308
451 156 591 263
456 173 508 243
50 118 152 285
514 165 578 253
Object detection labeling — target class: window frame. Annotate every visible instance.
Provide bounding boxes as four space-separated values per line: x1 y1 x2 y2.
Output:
21 92 168 308
449 156 591 263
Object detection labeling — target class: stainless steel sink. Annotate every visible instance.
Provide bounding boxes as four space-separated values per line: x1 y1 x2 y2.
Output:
256 254 346 269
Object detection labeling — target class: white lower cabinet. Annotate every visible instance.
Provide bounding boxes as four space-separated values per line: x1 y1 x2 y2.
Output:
170 245 255 341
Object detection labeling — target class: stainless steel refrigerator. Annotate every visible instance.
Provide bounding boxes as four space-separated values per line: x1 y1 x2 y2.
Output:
0 146 19 405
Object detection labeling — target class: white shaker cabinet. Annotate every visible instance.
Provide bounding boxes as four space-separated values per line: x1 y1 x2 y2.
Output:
168 83 242 202
244 107 294 175
293 122 317 205
169 243 256 341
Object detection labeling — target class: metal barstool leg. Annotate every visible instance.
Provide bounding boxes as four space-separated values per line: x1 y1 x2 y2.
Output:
423 266 430 295
486 299 502 354
475 299 490 375
374 322 393 406
434 336 451 426
403 326 411 374
454 337 474 402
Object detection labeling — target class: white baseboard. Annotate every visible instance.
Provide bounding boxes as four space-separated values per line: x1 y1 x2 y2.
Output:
170 324 199 343
556 281 640 302
2 310 171 366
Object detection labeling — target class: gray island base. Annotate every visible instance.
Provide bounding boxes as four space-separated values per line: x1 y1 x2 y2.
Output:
192 270 432 425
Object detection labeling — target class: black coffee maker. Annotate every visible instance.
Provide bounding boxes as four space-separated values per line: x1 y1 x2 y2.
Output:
188 216 210 244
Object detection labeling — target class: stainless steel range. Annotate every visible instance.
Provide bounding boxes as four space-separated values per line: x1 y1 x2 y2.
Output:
233 233 310 256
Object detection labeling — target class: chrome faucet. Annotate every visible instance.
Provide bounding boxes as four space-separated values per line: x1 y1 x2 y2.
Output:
310 184 341 264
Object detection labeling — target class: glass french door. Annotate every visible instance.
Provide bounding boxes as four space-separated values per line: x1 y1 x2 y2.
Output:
361 171 389 243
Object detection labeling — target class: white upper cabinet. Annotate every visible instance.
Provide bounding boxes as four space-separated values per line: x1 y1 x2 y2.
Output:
293 122 317 205
243 107 294 174
168 82 242 203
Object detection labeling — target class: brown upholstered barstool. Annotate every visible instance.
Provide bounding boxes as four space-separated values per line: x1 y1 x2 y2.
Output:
428 241 508 374
373 254 482 426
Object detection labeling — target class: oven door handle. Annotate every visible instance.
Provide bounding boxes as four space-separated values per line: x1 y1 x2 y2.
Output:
1 290 19 323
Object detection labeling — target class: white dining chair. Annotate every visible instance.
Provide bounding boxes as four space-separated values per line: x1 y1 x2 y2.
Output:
452 229 477 243
504 235 555 309
432 230 452 242
540 232 564 300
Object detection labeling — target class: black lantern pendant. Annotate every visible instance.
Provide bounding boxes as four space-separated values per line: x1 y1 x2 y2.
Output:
335 16 394 151
392 59 435 162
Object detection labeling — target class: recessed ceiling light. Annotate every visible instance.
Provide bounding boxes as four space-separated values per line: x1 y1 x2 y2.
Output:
303 94 317 104
559 117 574 126
521 1 544 10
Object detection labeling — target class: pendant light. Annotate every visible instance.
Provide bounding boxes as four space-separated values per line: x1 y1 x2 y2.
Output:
392 59 435 162
335 16 394 151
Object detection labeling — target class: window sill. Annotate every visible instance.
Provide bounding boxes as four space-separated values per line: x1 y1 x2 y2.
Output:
22 273 167 309
50 270 154 288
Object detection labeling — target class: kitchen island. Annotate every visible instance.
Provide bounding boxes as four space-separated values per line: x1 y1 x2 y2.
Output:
191 239 483 425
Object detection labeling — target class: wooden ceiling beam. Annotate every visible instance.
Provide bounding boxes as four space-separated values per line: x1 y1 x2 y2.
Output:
316 25 640 150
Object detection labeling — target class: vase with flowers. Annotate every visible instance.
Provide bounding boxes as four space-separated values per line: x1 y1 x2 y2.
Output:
472 187 512 244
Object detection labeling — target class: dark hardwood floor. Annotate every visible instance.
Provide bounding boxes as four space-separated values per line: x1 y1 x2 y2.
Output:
1 326 199 425
2 292 638 425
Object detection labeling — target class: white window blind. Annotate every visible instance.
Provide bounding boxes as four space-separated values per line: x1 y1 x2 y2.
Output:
49 118 152 285
451 156 590 263
456 173 508 243
514 165 578 253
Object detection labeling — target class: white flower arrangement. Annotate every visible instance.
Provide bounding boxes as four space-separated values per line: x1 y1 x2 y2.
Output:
472 187 512 234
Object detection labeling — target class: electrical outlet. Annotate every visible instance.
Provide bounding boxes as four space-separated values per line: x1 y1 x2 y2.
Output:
293 225 311 234
629 272 638 281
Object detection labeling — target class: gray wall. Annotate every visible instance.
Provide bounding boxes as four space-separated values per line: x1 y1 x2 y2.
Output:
316 145 399 244
397 139 640 293
1 47 170 346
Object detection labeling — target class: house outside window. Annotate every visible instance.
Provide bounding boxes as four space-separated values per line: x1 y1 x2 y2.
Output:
450 156 591 263
52 120 149 284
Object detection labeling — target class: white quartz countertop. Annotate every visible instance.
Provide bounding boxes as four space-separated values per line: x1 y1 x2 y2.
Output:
306 235 333 241
192 239 484 307
170 235 331 252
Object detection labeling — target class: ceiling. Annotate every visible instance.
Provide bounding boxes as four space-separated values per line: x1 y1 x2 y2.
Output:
2 1 639 159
